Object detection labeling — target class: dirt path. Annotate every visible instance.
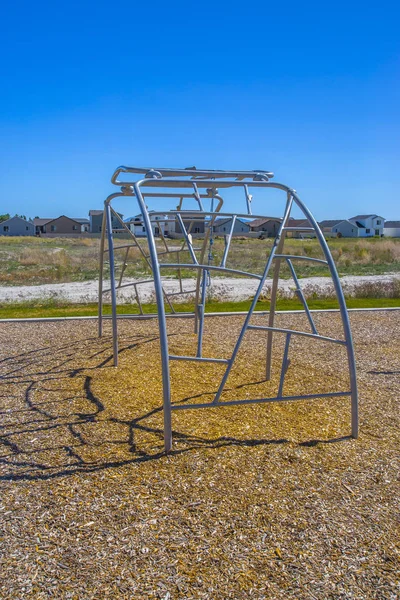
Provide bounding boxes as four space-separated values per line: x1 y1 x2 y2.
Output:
0 273 398 303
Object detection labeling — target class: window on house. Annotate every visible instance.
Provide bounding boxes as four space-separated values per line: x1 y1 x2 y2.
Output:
99 226 102 232
72 225 78 231
26 226 29 231
366 228 370 233
194 227 200 233
223 227 226 232
3 226 9 232
377 220 381 225
142 227 146 232
334 228 337 232
51 225 56 232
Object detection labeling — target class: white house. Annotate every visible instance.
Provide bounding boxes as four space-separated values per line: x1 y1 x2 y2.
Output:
0 216 35 236
348 215 385 237
383 221 400 237
321 215 385 238
125 212 176 237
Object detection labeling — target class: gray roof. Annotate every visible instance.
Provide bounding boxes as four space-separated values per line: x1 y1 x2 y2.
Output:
214 218 251 228
319 219 343 228
33 218 53 226
1 216 33 225
349 214 383 220
384 221 400 228
72 218 90 224
89 210 103 216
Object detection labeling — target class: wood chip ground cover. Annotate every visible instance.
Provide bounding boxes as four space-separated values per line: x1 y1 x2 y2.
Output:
0 312 399 599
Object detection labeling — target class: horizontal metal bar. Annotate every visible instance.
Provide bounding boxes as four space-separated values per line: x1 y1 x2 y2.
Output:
169 355 229 364
171 391 352 410
147 210 281 221
103 244 138 252
166 289 197 297
102 279 155 293
112 166 274 185
2 307 399 324
283 227 315 232
274 254 328 265
159 263 262 279
247 325 346 345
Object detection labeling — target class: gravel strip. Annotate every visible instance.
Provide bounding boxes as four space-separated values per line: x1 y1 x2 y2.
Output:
0 273 399 303
0 312 399 598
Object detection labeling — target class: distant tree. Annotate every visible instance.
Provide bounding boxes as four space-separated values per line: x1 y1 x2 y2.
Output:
0 213 10 223
14 214 27 220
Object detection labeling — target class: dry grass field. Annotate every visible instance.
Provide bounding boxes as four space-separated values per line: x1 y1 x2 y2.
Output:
1 236 400 285
0 311 399 598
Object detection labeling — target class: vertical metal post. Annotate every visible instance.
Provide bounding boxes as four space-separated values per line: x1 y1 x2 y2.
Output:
134 182 172 453
244 184 252 215
214 196 293 403
220 215 237 268
98 209 107 338
196 269 208 357
266 206 289 379
277 333 291 397
105 202 119 367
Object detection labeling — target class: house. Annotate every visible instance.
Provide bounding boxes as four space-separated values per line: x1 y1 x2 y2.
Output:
249 217 282 237
329 220 360 238
383 221 400 237
212 218 251 235
72 218 90 232
33 216 87 235
33 218 53 234
174 215 206 235
319 219 343 233
89 210 124 233
125 212 176 237
0 216 35 236
348 215 385 237
285 218 315 238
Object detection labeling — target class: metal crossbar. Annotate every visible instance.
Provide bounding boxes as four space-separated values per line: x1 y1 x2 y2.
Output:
99 166 359 453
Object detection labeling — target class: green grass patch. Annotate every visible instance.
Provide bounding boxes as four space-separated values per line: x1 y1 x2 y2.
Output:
0 296 399 320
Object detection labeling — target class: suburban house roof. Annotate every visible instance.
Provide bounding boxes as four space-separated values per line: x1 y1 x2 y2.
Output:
213 217 251 227
319 219 343 228
250 217 282 228
89 210 103 216
33 218 53 226
384 221 400 228
72 218 90 224
287 218 312 228
1 216 33 225
349 214 384 220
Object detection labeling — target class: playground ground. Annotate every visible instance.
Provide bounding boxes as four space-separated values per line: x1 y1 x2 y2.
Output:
0 311 399 599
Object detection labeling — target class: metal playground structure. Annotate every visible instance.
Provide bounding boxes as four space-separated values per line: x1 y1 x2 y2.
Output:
98 166 358 453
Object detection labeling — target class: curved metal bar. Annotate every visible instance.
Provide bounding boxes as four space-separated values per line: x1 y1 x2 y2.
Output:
289 190 359 438
133 180 172 453
111 166 274 186
274 254 328 265
98 191 127 341
158 263 262 280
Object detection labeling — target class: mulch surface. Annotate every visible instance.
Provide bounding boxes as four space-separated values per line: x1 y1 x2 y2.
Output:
0 311 399 599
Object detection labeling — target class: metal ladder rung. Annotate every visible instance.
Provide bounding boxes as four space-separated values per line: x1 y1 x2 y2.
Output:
103 244 138 252
169 355 229 364
283 227 314 232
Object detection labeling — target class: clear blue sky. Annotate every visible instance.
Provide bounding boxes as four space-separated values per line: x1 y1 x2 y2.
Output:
1 0 399 221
